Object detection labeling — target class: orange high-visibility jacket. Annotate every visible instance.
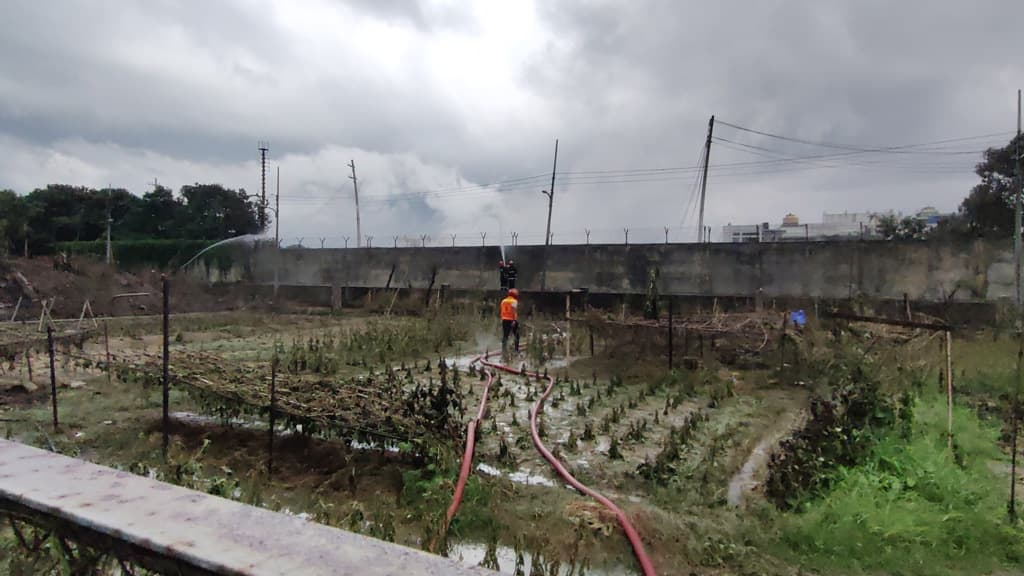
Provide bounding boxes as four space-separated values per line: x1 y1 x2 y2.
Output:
500 296 518 321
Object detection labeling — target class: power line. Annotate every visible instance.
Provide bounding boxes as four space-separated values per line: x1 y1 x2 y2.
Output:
717 119 1012 154
277 127 1009 207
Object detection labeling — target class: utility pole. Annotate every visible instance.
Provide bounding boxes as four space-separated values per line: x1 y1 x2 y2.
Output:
258 142 269 230
348 160 361 247
105 183 112 265
697 115 715 243
275 166 281 250
274 165 281 298
1015 90 1022 310
542 139 559 246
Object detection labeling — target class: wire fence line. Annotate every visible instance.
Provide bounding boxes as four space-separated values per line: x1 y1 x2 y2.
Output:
270 224 888 249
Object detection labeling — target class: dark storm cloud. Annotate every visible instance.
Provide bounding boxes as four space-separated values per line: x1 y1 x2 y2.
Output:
0 0 472 164
1 1 1022 243
515 0 1022 236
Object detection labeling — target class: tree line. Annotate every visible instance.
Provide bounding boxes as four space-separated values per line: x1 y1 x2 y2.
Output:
0 183 262 256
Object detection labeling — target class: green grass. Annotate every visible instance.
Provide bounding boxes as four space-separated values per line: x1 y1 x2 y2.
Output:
778 392 1024 575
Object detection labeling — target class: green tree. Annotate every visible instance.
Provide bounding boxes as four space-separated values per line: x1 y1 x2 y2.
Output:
122 185 184 239
959 134 1024 238
0 190 33 256
876 214 900 240
179 183 260 239
876 214 929 241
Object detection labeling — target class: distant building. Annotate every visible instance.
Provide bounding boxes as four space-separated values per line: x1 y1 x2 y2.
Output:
722 223 765 243
914 206 947 228
721 210 911 242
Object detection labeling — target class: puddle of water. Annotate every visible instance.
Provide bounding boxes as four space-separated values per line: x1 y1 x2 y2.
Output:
450 542 625 576
476 462 557 488
170 412 399 453
171 411 260 429
449 542 528 574
443 352 573 374
350 439 401 453
445 353 483 371
727 409 806 507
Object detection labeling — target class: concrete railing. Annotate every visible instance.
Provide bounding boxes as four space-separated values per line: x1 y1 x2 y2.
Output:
0 439 491 575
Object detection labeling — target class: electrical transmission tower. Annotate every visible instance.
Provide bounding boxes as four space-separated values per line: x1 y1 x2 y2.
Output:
258 142 269 229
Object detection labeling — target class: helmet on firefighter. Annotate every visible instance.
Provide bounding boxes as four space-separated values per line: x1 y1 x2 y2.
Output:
508 288 519 298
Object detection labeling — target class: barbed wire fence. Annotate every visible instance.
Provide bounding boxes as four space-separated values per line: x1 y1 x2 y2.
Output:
272 223 885 249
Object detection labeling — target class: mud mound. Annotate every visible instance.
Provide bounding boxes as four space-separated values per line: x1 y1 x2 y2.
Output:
0 256 258 319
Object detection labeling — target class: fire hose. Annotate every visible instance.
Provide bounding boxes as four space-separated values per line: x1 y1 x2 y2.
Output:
433 353 495 550
441 350 657 575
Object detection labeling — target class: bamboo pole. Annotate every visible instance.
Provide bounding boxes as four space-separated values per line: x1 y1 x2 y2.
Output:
946 330 954 452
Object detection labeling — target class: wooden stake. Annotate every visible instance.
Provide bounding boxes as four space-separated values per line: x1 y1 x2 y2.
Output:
565 293 571 360
162 275 170 459
24 348 32 383
47 325 58 432
667 298 674 370
268 354 277 476
1010 333 1022 522
946 329 954 452
10 295 22 322
77 301 88 330
104 320 112 385
779 314 788 373
38 299 55 332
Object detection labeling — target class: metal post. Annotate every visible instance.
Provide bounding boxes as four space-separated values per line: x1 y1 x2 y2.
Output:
348 160 361 248
162 275 170 458
47 325 57 431
268 354 277 476
104 320 112 385
697 115 715 242
274 165 280 298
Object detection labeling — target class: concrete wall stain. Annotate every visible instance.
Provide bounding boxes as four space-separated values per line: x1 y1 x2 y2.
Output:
204 240 1018 303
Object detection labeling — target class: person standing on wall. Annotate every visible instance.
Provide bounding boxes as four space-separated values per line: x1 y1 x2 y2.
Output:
500 288 520 355
505 260 518 289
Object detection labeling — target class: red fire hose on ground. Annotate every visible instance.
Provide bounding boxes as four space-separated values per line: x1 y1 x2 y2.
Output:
437 350 657 574
479 355 658 576
435 354 495 548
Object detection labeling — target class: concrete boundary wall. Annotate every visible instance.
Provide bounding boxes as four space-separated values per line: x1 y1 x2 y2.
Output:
201 240 1015 303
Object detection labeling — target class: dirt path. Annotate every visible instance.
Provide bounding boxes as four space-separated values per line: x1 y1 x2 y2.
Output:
726 407 805 507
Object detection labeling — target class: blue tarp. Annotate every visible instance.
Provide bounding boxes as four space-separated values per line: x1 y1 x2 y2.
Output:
789 309 807 327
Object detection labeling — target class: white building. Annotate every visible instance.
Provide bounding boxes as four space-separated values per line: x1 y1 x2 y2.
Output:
722 211 890 242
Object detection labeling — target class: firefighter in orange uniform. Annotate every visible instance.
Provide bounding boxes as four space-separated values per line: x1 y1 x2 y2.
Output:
500 288 520 354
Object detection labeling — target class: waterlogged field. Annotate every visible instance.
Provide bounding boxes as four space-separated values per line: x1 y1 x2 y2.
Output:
1 308 1022 575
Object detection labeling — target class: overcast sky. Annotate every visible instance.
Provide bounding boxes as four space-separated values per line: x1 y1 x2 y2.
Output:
1 1 1021 245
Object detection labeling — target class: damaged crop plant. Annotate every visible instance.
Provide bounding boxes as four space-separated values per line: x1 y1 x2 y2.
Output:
3 291 1024 576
